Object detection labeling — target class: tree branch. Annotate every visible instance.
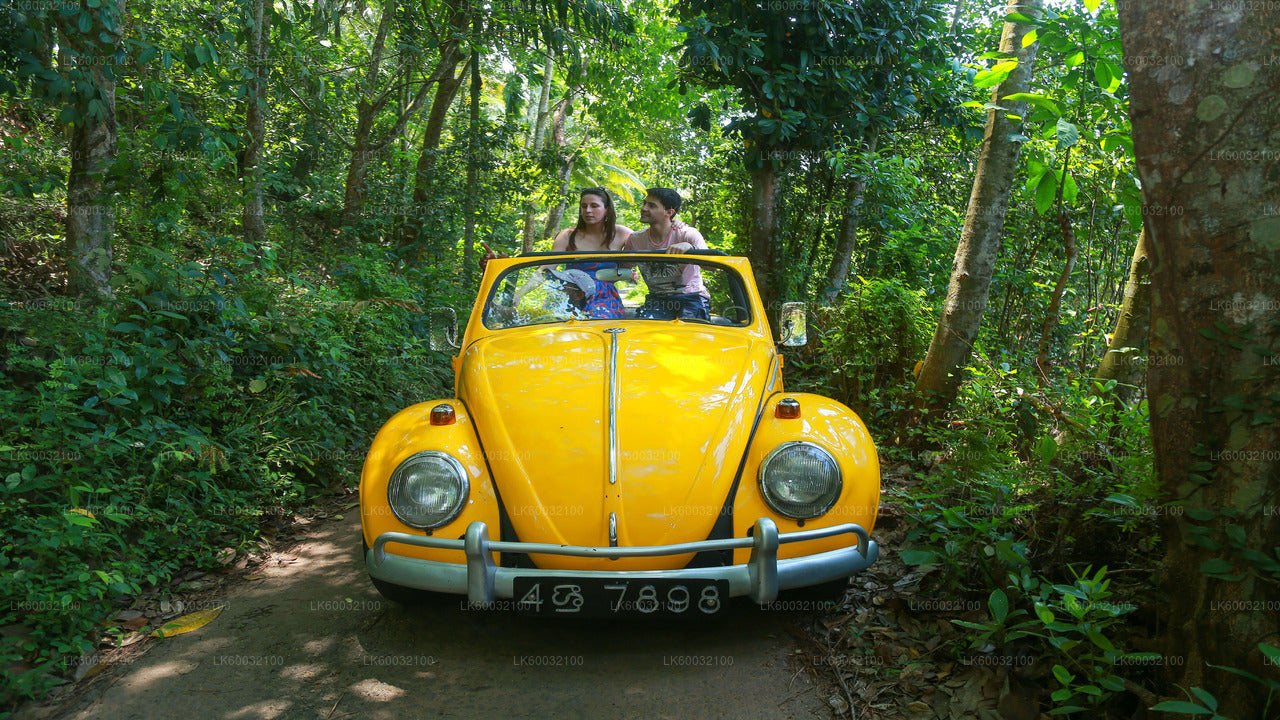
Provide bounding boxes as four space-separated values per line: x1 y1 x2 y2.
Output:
282 83 354 152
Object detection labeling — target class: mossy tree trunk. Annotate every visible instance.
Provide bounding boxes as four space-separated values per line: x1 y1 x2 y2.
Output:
61 0 126 299
520 51 555 252
1117 1 1280 715
750 164 779 332
242 0 270 247
912 0 1043 413
1091 226 1151 402
819 131 879 305
461 48 481 287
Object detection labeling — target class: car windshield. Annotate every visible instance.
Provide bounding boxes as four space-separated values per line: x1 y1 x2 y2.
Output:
483 256 752 330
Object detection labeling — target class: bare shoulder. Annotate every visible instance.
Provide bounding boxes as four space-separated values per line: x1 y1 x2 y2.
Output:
610 225 636 250
551 228 572 251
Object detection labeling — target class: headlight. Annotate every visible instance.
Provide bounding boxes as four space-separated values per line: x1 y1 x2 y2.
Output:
387 451 469 529
758 441 842 519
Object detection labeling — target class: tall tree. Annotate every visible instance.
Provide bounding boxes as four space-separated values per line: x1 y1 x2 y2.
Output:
913 0 1044 412
520 51 555 252
1117 1 1280 715
401 0 471 249
340 1 437 228
818 131 879 304
677 0 960 320
1092 226 1150 403
540 81 586 238
460 48 481 285
241 0 270 247
57 0 127 298
1034 146 1079 386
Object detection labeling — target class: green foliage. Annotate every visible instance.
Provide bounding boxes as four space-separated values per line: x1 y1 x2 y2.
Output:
677 0 967 166
869 359 1158 716
0 238 450 705
811 277 931 424
1152 648 1280 720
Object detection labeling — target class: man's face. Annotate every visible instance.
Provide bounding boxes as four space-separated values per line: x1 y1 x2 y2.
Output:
639 196 672 225
579 194 607 226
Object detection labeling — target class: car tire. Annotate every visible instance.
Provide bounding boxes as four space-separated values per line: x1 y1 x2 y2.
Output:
370 575 432 606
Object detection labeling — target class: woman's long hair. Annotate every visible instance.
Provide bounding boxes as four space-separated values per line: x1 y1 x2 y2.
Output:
567 187 617 251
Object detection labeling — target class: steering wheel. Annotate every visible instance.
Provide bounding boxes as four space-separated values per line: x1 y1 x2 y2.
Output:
722 305 750 323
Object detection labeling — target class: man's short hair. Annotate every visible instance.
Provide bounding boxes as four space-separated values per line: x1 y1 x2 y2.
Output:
646 187 682 216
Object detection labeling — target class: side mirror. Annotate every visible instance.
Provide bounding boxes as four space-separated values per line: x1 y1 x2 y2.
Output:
779 302 807 347
428 307 460 351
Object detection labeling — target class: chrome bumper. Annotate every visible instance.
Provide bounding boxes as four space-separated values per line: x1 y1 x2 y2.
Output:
366 518 878 605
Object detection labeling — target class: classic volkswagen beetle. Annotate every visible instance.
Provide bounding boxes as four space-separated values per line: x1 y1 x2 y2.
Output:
360 251 879 616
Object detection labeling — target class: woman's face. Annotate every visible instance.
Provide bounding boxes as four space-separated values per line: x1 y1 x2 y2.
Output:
579 194 607 226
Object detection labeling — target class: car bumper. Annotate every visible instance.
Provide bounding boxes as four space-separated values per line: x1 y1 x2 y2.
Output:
366 517 878 605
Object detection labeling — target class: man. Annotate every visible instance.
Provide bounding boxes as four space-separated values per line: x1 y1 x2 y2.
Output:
621 188 711 321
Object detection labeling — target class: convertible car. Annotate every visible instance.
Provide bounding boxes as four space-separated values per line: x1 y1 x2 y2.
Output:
360 251 880 616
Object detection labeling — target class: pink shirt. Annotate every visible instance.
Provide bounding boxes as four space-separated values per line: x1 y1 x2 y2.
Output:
622 221 710 298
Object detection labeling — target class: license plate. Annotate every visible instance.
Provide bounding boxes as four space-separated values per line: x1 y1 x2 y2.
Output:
511 577 729 617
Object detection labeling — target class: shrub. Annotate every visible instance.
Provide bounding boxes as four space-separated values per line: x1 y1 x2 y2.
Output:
0 237 451 705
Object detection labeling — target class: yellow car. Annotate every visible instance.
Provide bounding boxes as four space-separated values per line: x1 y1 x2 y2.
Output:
360 251 879 616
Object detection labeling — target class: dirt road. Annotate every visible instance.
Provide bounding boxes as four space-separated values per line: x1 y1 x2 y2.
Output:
26 513 833 720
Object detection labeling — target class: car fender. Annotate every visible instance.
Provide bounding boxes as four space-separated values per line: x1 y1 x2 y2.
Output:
360 400 500 566
730 392 880 565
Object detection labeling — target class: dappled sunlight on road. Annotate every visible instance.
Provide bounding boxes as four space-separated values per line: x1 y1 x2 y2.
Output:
32 514 827 720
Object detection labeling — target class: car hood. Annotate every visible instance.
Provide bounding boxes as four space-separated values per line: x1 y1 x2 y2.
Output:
458 322 774 569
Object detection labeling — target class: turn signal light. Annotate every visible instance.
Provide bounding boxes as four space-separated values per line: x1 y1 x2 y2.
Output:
775 398 801 419
430 403 456 426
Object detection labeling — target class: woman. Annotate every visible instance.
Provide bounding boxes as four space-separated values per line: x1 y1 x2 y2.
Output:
550 187 635 319
551 187 634 253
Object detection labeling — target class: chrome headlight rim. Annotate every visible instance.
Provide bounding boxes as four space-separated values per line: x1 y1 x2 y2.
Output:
758 440 843 520
387 450 470 529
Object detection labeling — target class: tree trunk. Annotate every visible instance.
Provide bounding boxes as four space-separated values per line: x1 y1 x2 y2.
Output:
339 5 393 229
242 0 270 247
406 0 471 211
396 48 467 252
950 0 965 34
62 0 126 299
409 54 467 195
529 52 554 150
819 132 879 304
817 178 866 305
540 91 581 239
1117 3 1280 715
340 103 377 229
520 51 555 252
339 4 435 229
461 49 481 287
1035 148 1079 386
750 164 778 332
1091 226 1151 403
912 0 1044 413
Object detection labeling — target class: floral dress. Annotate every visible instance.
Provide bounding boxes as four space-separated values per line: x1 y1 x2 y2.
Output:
567 261 625 319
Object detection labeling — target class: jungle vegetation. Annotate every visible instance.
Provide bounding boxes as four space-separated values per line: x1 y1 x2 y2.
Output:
1 0 1277 716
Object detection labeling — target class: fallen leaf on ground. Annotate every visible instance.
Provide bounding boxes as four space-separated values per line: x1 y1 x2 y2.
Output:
150 606 225 638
